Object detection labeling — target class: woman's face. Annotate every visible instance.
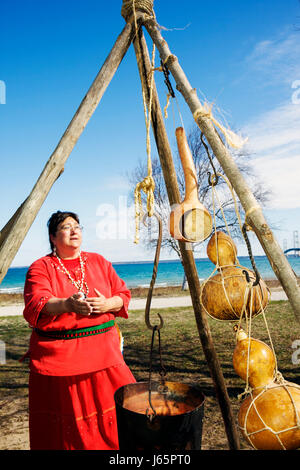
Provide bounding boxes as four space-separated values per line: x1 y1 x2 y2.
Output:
50 216 82 255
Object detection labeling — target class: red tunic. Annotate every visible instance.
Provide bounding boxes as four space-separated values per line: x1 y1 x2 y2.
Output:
23 251 136 450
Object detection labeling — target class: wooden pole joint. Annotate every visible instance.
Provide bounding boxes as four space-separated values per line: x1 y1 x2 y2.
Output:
163 54 178 68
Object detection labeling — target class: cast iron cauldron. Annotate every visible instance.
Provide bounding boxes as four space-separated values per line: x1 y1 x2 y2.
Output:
114 381 205 451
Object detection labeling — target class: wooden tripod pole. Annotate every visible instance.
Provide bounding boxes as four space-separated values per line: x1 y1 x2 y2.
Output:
0 15 145 284
144 19 300 323
133 27 240 450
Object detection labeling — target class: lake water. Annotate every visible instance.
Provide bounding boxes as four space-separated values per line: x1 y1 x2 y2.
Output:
1 255 299 293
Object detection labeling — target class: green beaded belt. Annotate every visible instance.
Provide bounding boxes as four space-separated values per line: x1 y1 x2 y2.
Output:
34 320 115 340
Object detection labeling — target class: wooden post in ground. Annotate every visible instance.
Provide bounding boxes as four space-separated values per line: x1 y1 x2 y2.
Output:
144 18 300 324
0 14 146 284
133 26 240 450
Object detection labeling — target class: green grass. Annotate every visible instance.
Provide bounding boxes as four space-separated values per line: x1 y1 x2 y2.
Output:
1 301 299 397
117 301 300 393
1 300 300 450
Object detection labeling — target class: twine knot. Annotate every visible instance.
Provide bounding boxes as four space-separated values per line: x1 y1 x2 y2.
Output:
134 176 155 244
140 175 155 193
238 384 253 401
273 370 286 385
121 0 154 21
193 102 248 150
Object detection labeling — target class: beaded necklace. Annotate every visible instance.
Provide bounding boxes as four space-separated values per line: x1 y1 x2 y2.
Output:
55 251 89 297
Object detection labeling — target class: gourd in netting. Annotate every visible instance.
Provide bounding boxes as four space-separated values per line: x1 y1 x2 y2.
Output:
206 230 237 266
200 231 269 321
196 137 300 449
233 328 300 450
233 327 275 390
238 382 300 450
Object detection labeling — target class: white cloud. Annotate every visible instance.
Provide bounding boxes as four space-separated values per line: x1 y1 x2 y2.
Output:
242 101 300 209
238 30 300 210
245 32 300 85
251 154 300 209
243 101 300 152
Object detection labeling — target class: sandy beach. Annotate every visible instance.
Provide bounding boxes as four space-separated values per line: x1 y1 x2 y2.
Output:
0 280 290 317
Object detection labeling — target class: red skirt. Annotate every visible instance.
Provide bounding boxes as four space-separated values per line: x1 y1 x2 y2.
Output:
29 363 136 450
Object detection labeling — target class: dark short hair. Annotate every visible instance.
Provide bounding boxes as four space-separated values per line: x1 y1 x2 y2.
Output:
47 211 80 251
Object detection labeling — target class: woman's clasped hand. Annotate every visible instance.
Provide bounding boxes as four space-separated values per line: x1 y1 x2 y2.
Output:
67 288 122 316
87 288 122 314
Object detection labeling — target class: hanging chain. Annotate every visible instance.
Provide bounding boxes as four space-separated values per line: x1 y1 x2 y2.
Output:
146 325 167 421
160 60 175 98
143 212 168 421
144 212 164 331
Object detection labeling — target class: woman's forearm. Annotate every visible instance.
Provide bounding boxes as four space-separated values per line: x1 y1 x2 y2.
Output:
41 295 124 316
106 296 124 312
41 297 69 316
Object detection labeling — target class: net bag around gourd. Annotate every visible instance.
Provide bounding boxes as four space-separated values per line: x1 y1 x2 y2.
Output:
200 233 269 321
239 381 300 450
199 174 270 322
233 308 300 450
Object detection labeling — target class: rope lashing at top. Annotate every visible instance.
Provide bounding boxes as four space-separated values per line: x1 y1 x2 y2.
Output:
121 0 154 22
122 0 247 153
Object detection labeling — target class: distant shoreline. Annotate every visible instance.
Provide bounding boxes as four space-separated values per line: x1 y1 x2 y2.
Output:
2 256 299 295
8 253 300 268
0 278 295 307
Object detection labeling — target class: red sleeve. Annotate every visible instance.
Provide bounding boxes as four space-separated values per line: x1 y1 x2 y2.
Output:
108 263 131 319
23 258 54 328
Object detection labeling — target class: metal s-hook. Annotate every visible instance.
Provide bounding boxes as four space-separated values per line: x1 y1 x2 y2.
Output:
142 212 166 422
145 311 164 331
143 212 164 330
201 132 219 187
242 223 260 287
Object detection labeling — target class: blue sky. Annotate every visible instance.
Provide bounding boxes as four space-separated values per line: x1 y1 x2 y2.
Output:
1 0 300 266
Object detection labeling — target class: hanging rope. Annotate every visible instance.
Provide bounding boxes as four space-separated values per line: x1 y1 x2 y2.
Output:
129 0 157 244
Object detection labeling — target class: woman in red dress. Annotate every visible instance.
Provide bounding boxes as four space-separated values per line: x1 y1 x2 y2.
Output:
23 210 136 450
